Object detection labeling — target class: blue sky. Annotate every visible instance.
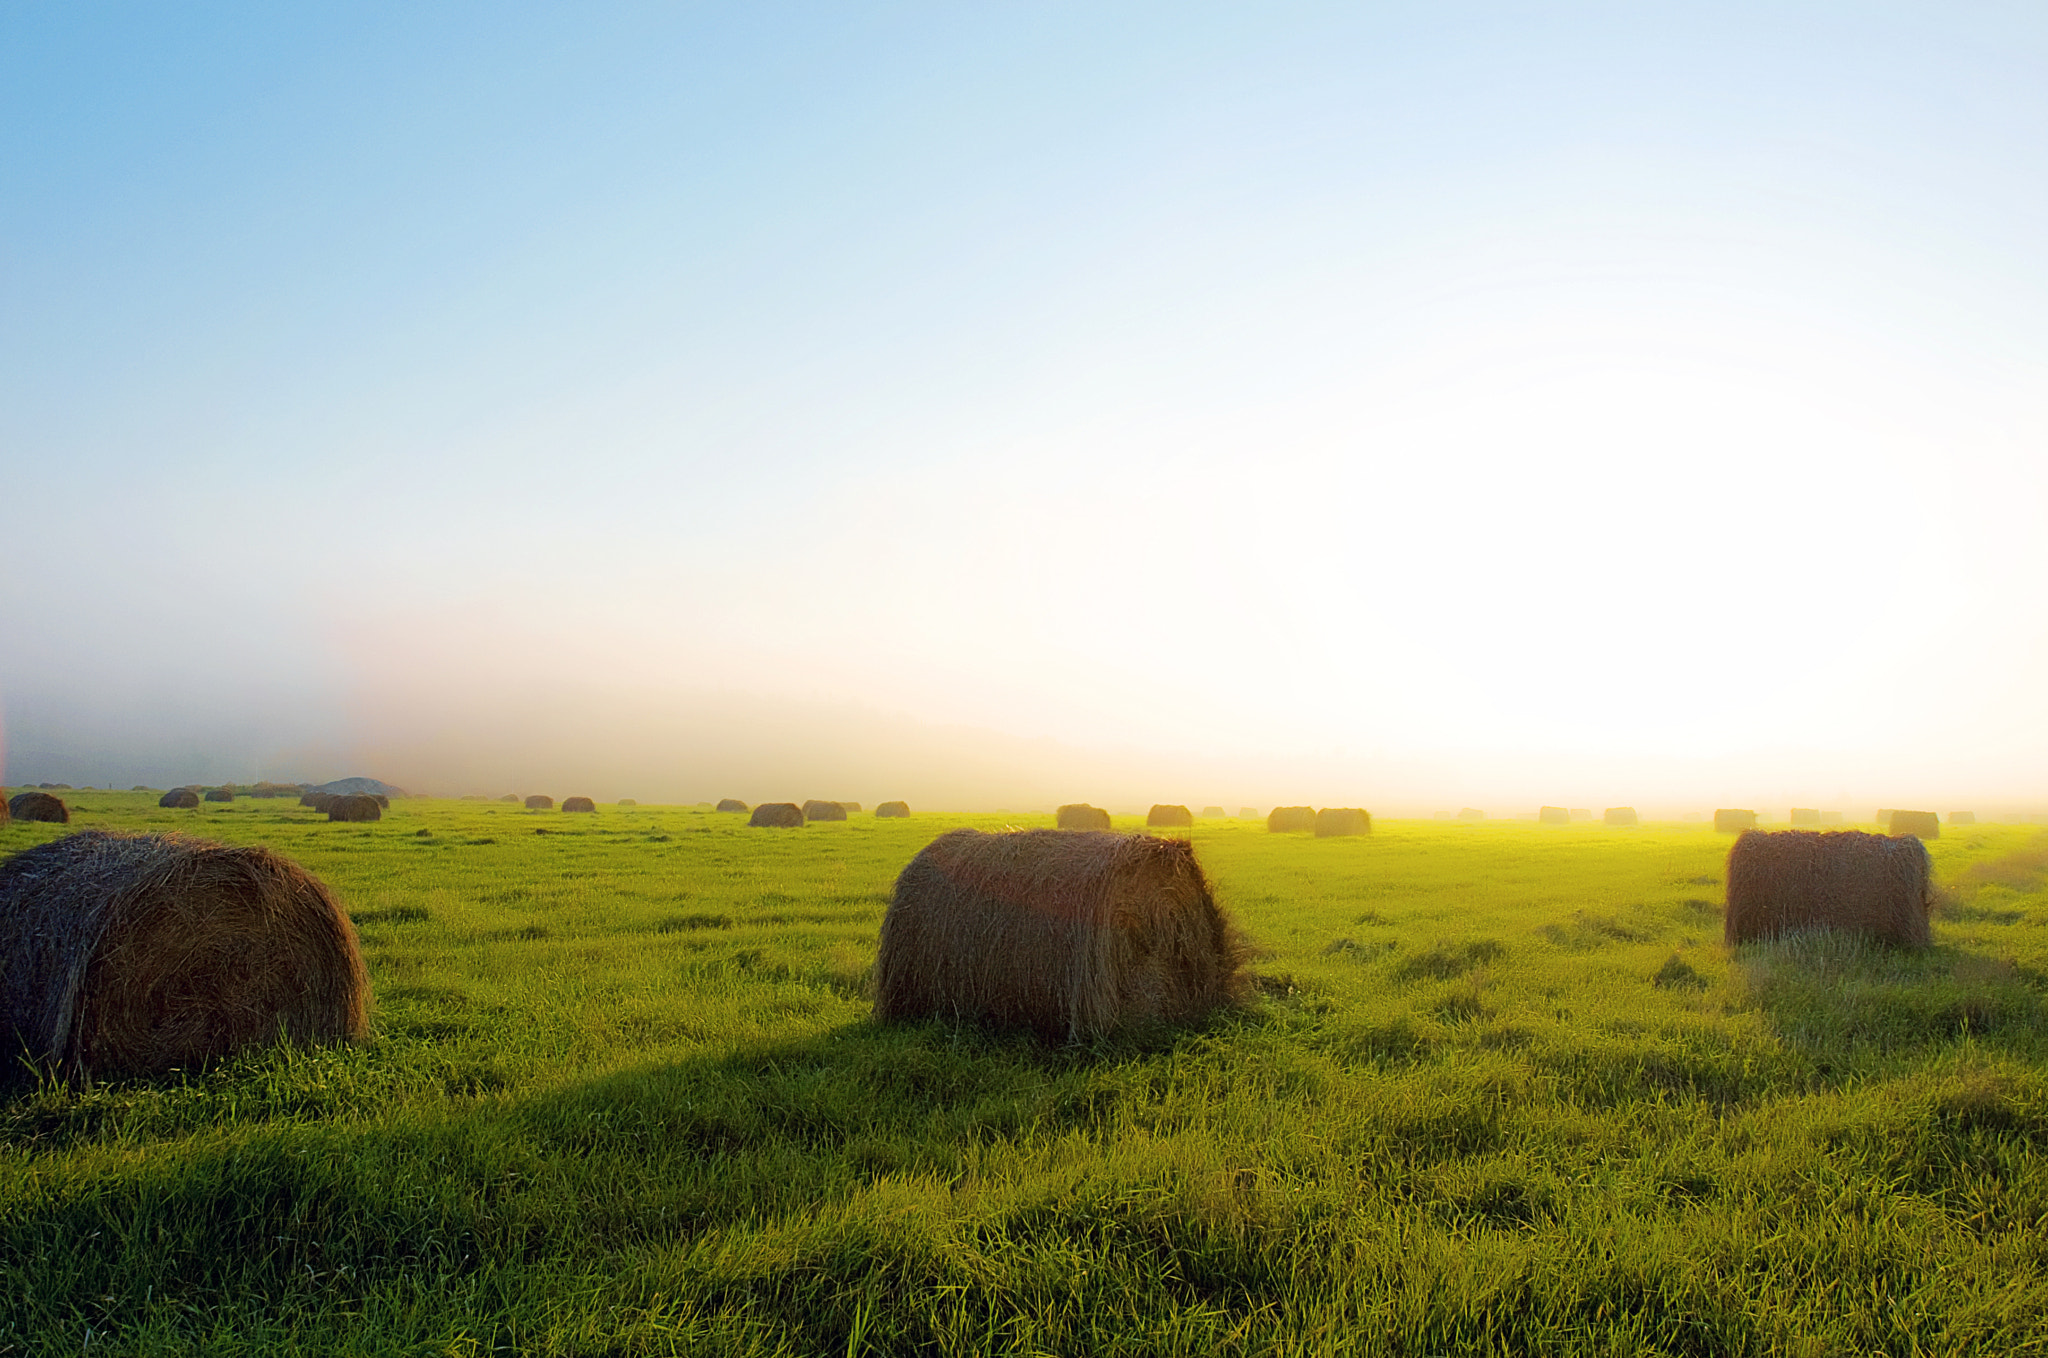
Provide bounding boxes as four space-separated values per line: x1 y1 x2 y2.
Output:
3 4 2044 809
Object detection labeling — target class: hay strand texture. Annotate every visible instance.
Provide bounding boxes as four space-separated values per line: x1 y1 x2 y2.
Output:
326 795 382 823
873 828 1250 1042
1888 809 1940 840
1538 806 1570 826
1724 828 1932 948
802 799 848 822
159 789 200 810
0 830 370 1077
876 801 910 818
1714 809 1758 834
1056 804 1112 831
715 799 748 813
8 792 70 825
1146 804 1193 828
749 802 804 828
1266 806 1316 833
524 795 554 810
1314 807 1370 837
1603 807 1638 826
561 797 596 813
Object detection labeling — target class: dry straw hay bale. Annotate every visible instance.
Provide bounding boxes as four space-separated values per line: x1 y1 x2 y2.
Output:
370 794 390 809
0 830 369 1078
1266 806 1316 833
617 798 637 807
158 789 200 810
524 795 554 810
1950 811 1977 825
498 794 521 803
1314 807 1371 837
802 799 848 822
1790 808 1821 826
1538 806 1570 826
838 802 863 814
1603 807 1638 827
1201 806 1225 818
203 789 233 803
716 799 749 813
1714 809 1758 834
749 802 805 828
876 801 910 818
1146 804 1194 828
1888 809 1940 840
561 797 597 813
873 828 1251 1042
1238 807 1258 819
1724 828 1932 948
1056 804 1113 831
8 792 70 825
327 795 382 823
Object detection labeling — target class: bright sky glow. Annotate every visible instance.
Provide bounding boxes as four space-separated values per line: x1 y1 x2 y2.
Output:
3 5 2044 810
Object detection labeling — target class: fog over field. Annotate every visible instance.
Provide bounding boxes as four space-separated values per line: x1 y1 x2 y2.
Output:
3 6 2044 809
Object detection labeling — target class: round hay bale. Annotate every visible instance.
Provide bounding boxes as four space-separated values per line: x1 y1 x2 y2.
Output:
562 796 596 813
1314 807 1370 837
1538 806 1570 826
1724 828 1932 948
524 795 553 810
0 830 369 1077
1602 807 1638 826
618 798 637 807
1950 811 1976 826
1201 806 1225 818
371 794 389 809
327 794 381 823
1238 807 1258 819
838 802 863 814
1888 809 1940 840
202 789 233 803
802 799 847 822
1266 806 1316 833
876 800 910 818
158 789 200 810
874 828 1251 1042
1146 804 1193 828
1056 804 1112 831
716 799 748 813
749 802 804 828
8 792 70 825
499 794 521 803
1714 809 1758 834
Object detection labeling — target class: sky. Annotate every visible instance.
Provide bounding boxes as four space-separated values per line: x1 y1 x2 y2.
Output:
3 3 2045 813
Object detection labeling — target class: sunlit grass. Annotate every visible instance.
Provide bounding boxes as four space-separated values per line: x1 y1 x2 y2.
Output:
3 795 2046 1354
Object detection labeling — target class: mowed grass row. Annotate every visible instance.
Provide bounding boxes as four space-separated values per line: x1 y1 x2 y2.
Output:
2 795 2047 1355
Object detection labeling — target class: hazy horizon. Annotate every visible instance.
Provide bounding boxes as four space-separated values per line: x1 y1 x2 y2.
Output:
5 6 2044 811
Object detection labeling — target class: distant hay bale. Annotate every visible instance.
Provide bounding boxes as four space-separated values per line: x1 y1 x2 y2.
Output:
8 792 69 825
1146 804 1193 828
203 789 233 804
838 802 863 814
327 795 382 823
1950 811 1977 825
371 794 389 810
304 793 338 813
876 801 910 818
158 789 200 810
873 828 1250 1042
715 799 748 813
1888 809 1940 840
1457 808 1485 821
802 799 848 822
562 797 596 813
1314 807 1370 837
0 830 369 1077
1266 806 1316 833
749 802 804 828
499 794 521 804
524 795 553 810
1238 807 1258 819
1724 828 1932 948
1201 806 1225 818
1789 808 1821 826
1714 809 1758 834
1538 807 1570 825
1602 807 1638 826
618 799 637 807
1056 804 1112 830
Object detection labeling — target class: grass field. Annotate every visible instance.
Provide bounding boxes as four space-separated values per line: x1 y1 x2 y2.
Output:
3 794 2047 1355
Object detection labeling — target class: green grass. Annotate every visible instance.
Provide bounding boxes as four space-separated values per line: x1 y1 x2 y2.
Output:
4 795 2048 1355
